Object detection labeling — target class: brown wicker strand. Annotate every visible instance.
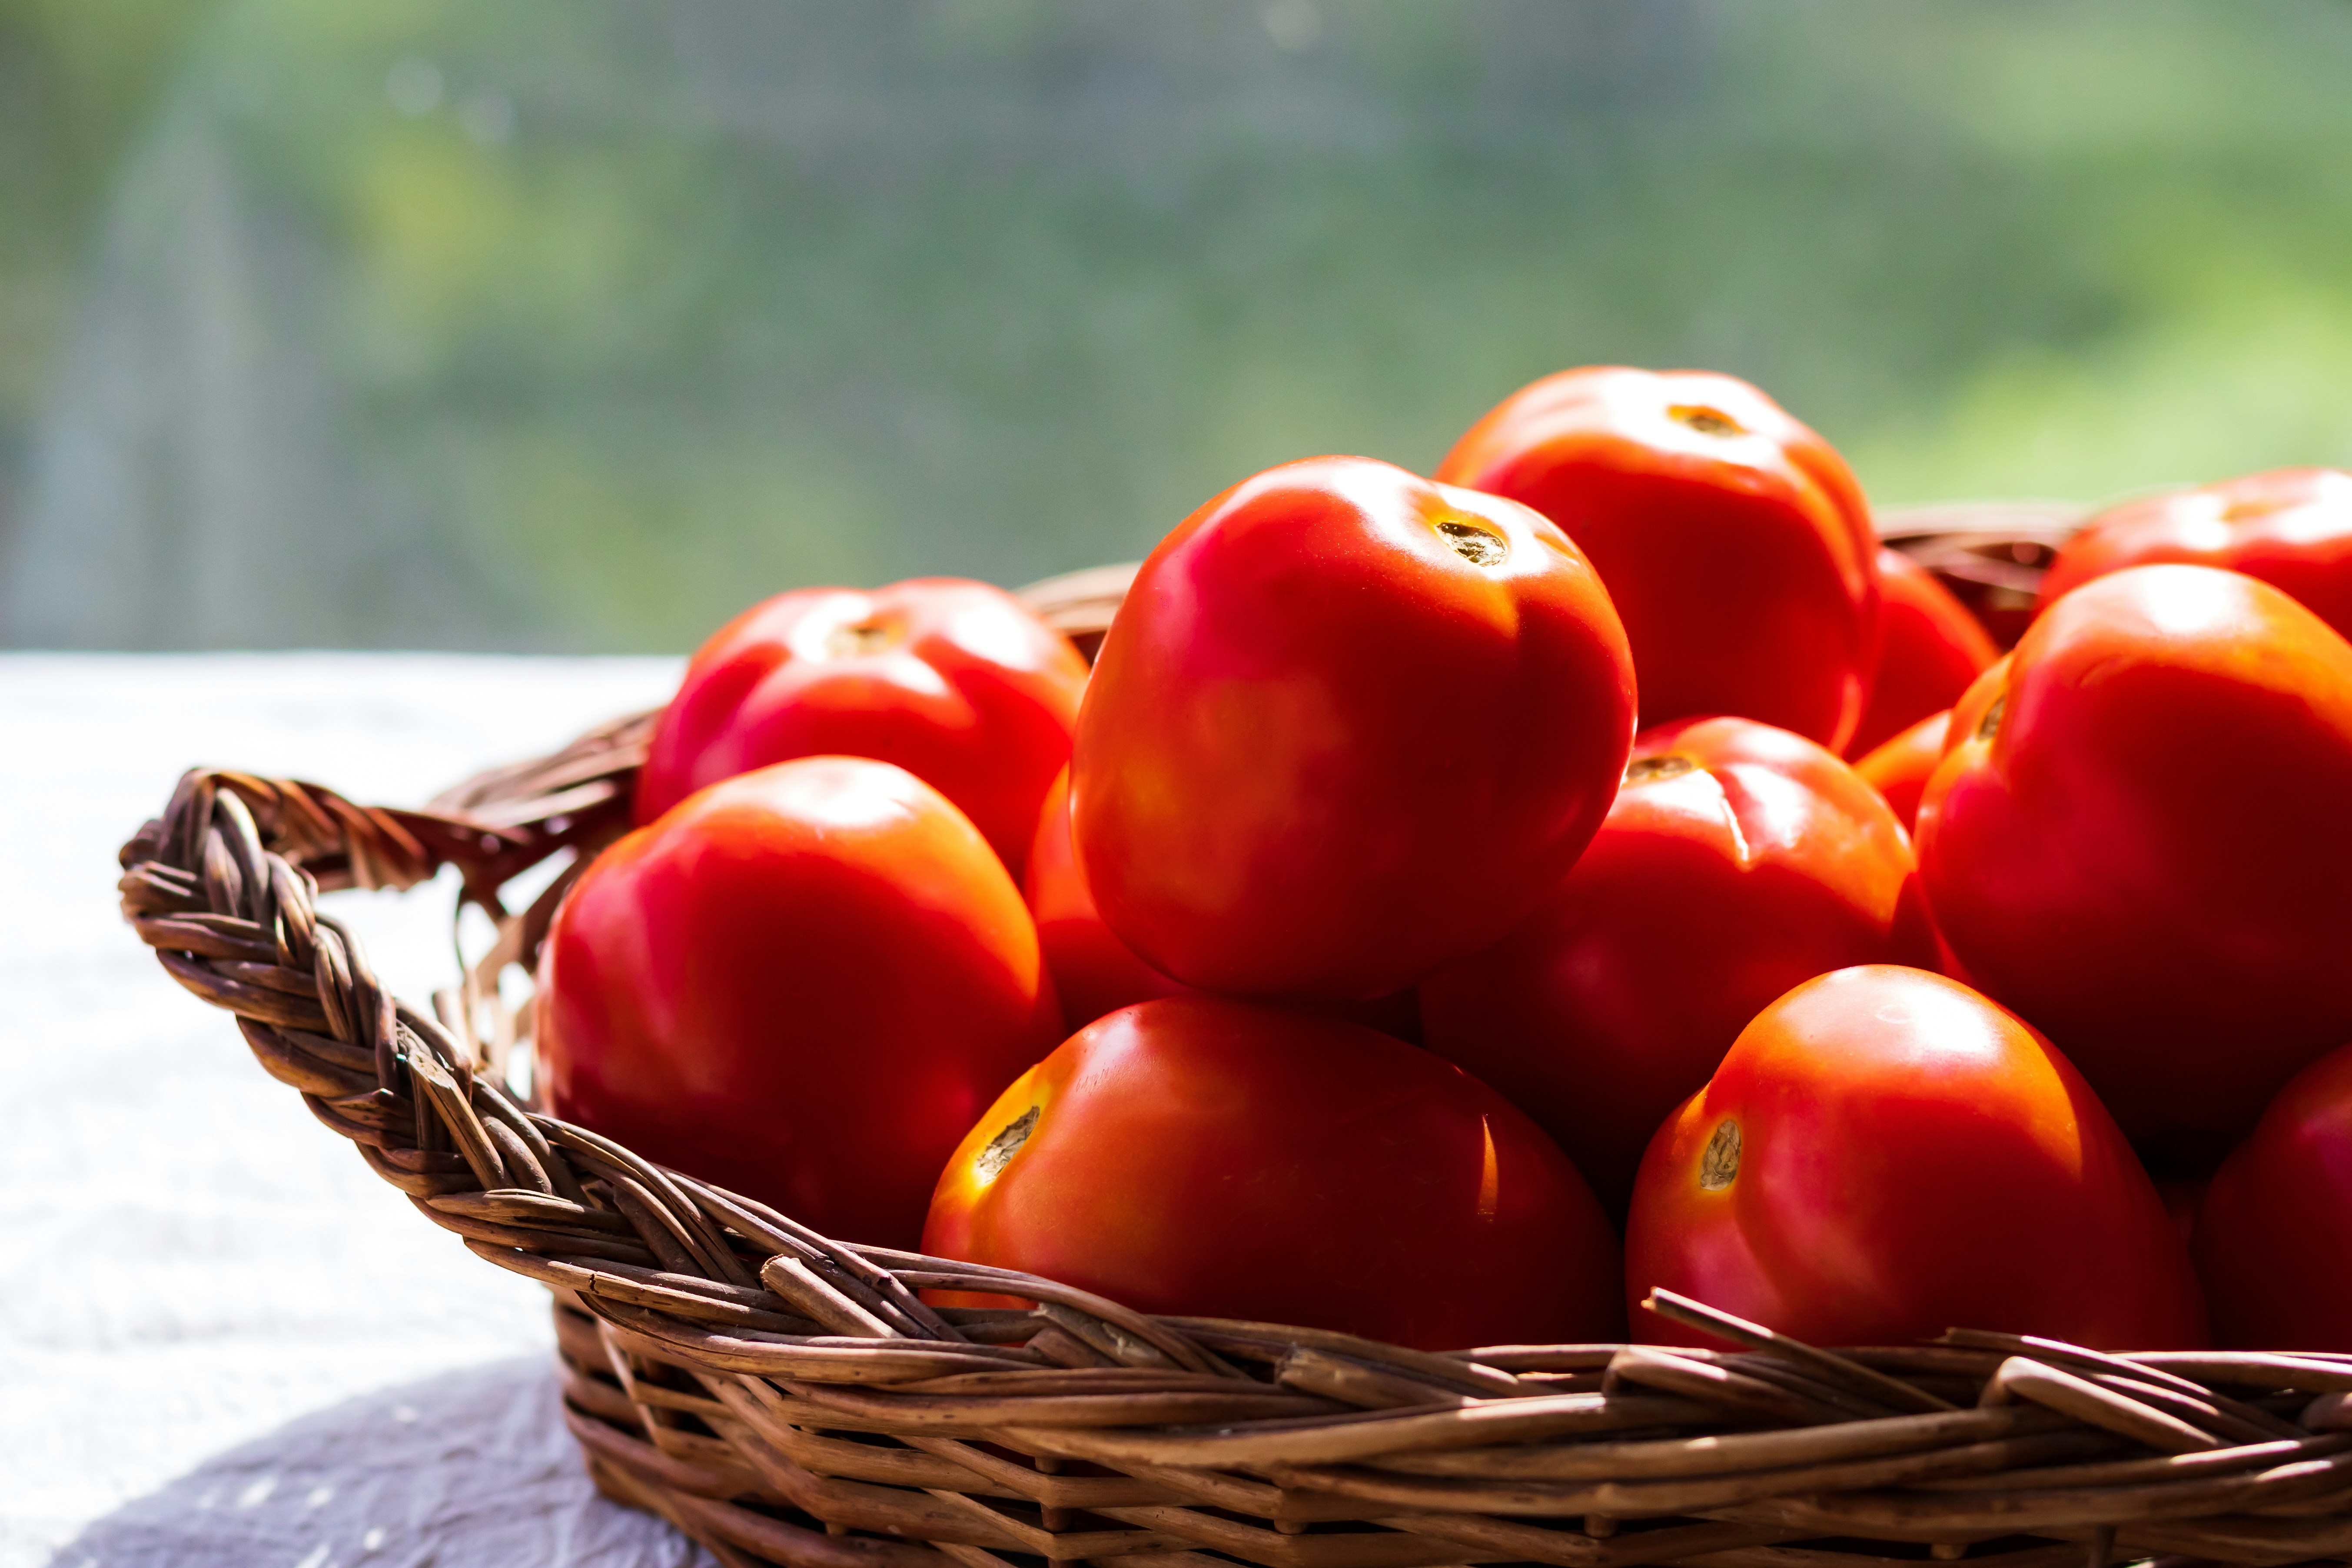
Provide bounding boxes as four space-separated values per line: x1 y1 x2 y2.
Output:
1644 1289 1957 1417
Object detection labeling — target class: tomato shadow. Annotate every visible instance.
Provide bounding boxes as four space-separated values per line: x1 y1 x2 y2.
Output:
43 1355 713 1568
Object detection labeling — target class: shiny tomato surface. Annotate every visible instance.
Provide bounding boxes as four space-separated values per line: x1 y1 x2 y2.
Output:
635 578 1089 880
1852 709 1950 831
1027 766 1421 1038
541 757 1063 1249
1025 765 1192 1030
1436 366 1878 750
2193 1040 2352 1349
923 996 1624 1349
1073 455 1635 1001
1917 565 2352 1153
1627 966 2207 1349
2043 468 2352 641
1422 717 1928 1220
1846 548 1998 758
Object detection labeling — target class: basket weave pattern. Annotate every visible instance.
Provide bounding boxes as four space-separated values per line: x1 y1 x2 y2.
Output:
116 515 2352 1568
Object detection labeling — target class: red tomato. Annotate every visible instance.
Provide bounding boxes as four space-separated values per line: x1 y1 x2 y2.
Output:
2043 468 2352 641
1027 766 1425 1040
1435 366 1878 750
635 578 1089 880
1627 966 2207 1350
1846 548 1998 758
2193 1040 2352 1350
923 996 1624 1349
1852 709 1950 831
2156 1177 2208 1247
1421 717 1929 1220
1073 456 1634 1001
1025 765 1192 1029
1917 565 2352 1155
541 757 1063 1249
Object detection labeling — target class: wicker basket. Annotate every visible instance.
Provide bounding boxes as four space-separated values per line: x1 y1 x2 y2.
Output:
117 503 2352 1568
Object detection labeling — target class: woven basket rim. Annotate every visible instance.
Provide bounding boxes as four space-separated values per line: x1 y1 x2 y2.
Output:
116 509 2352 1568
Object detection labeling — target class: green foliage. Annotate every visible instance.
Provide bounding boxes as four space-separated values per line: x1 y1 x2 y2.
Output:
4 0 2352 648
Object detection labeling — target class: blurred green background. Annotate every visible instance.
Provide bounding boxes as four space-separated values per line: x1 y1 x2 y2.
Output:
2 0 2349 650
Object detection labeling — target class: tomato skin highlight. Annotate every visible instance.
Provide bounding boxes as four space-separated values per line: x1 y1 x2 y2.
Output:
2193 1041 2352 1350
1073 455 1636 1001
1847 549 1999 759
1853 708 1951 831
1917 564 2352 1152
541 757 1064 1250
635 577 1089 880
2042 468 2352 642
923 995 1624 1350
1625 966 2207 1351
1437 366 1878 751
1421 716 1929 1220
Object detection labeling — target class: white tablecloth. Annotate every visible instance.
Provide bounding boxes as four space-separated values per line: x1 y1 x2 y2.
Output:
0 653 728 1568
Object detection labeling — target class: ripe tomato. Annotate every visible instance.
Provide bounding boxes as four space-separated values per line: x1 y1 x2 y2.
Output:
541 757 1063 1249
1627 966 2206 1350
1846 548 1998 758
635 578 1089 880
1073 455 1634 1001
1917 565 2352 1155
2042 468 2352 641
2156 1177 2209 1246
923 996 1623 1350
1435 366 1878 750
2193 1040 2352 1350
1025 765 1192 1030
1421 717 1929 1221
1027 766 1423 1039
1852 709 1950 831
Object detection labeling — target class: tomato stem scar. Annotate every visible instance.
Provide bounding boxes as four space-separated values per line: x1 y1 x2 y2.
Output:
1624 754 1698 784
1668 405 1744 438
974 1105 1040 1183
1700 1119 1741 1190
824 618 901 658
1435 518 1507 567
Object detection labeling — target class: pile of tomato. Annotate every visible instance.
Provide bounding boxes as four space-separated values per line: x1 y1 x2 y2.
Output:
535 367 2352 1355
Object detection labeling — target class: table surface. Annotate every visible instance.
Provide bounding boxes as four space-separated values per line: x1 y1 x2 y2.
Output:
0 653 725 1568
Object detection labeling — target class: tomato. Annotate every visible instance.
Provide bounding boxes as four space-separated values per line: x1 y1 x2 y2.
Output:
635 578 1089 880
1435 366 1878 750
1627 966 2206 1350
1025 765 1192 1029
541 757 1063 1249
2042 468 2352 642
1073 455 1635 1001
2156 1177 2209 1246
1846 548 1999 758
1027 766 1425 1039
1421 716 1929 1221
1852 709 1950 832
1917 565 2352 1156
923 995 1623 1350
2193 1040 2352 1350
